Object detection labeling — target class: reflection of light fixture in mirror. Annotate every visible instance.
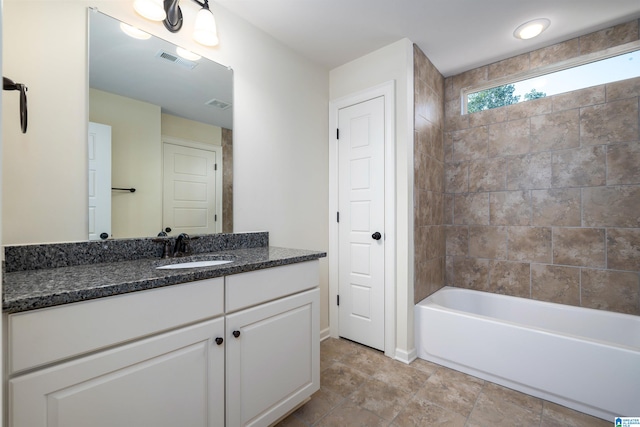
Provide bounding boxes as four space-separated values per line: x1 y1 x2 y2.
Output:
176 47 201 61
134 0 219 46
514 18 550 40
133 0 166 21
120 23 152 40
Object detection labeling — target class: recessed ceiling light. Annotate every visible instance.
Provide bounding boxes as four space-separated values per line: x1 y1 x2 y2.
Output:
514 18 550 40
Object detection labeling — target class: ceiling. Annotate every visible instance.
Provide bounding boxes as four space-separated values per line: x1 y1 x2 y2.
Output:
216 0 640 76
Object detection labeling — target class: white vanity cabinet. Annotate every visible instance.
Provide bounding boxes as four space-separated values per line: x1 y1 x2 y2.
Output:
5 259 321 427
6 278 226 427
225 261 320 427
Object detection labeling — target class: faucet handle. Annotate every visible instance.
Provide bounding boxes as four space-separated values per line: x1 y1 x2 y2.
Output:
153 238 173 259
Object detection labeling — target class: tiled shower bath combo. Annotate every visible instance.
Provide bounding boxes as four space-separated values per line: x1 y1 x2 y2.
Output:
412 18 640 422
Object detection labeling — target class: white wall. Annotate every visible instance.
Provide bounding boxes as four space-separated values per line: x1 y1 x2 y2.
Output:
89 89 163 238
329 38 415 358
2 0 330 331
2 1 88 244
161 114 222 145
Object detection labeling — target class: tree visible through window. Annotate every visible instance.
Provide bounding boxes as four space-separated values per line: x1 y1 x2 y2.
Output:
464 49 639 115
467 85 546 113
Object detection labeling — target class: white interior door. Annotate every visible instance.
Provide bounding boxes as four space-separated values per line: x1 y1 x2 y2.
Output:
338 96 385 351
163 142 221 235
88 122 112 241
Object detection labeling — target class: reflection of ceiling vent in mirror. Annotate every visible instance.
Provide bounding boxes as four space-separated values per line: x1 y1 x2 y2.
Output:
155 50 198 70
205 98 232 110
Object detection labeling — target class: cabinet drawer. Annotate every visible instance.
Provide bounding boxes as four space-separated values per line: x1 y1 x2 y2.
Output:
225 260 319 312
8 278 223 375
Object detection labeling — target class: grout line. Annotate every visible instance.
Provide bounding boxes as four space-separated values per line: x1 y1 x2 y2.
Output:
551 226 555 265
464 380 487 427
579 268 583 307
538 399 546 427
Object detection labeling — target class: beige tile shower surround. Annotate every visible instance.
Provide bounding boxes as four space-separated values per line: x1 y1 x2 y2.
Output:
414 44 446 303
277 338 609 426
414 18 640 314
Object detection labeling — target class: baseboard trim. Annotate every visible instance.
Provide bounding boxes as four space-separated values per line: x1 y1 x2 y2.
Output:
394 347 417 364
320 327 331 342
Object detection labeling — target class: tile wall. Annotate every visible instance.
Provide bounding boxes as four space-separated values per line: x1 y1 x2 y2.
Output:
222 128 234 233
443 19 640 315
413 45 446 303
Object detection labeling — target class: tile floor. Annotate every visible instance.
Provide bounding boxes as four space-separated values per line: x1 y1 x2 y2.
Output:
277 337 611 427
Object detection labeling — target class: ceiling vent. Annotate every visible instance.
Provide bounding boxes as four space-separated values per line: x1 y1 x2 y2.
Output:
155 50 198 70
205 98 232 110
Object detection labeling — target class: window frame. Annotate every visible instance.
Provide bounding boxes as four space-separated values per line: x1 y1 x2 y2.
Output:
461 40 640 115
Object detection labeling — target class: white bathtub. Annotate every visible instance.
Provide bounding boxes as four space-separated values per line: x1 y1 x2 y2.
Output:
415 286 640 420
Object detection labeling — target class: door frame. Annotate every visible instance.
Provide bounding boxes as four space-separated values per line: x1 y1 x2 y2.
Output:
328 81 396 358
161 135 224 234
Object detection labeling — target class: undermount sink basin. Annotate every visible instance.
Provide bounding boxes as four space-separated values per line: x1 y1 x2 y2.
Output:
156 259 233 270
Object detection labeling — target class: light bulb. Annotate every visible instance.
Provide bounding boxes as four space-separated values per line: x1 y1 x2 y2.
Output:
193 8 219 47
514 19 550 40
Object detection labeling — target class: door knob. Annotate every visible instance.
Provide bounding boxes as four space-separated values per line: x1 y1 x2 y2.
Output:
372 232 382 240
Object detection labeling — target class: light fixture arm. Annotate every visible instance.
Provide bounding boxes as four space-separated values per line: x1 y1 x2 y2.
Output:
163 0 211 32
163 0 183 32
191 0 209 9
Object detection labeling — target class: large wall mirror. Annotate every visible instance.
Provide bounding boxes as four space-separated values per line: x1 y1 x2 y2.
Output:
88 9 233 241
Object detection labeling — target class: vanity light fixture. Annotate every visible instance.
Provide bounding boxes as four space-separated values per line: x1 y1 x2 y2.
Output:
192 1 219 46
513 18 550 40
133 0 219 47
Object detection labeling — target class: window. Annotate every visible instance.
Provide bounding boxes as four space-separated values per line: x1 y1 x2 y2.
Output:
464 46 640 114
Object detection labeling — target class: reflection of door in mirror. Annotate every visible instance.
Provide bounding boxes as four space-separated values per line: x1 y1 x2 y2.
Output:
88 122 112 241
163 139 223 235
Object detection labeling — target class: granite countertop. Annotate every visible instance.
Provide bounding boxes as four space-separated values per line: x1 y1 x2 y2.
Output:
3 246 326 314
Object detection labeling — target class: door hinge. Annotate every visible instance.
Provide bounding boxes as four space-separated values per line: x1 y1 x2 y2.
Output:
215 214 217 221
336 128 339 140
214 163 218 171
336 212 339 223
337 295 340 306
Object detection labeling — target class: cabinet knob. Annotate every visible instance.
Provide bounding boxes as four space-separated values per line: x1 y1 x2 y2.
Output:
215 337 224 345
232 330 241 338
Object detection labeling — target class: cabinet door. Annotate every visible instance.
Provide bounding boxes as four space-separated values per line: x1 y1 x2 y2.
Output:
9 318 225 427
226 288 320 427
